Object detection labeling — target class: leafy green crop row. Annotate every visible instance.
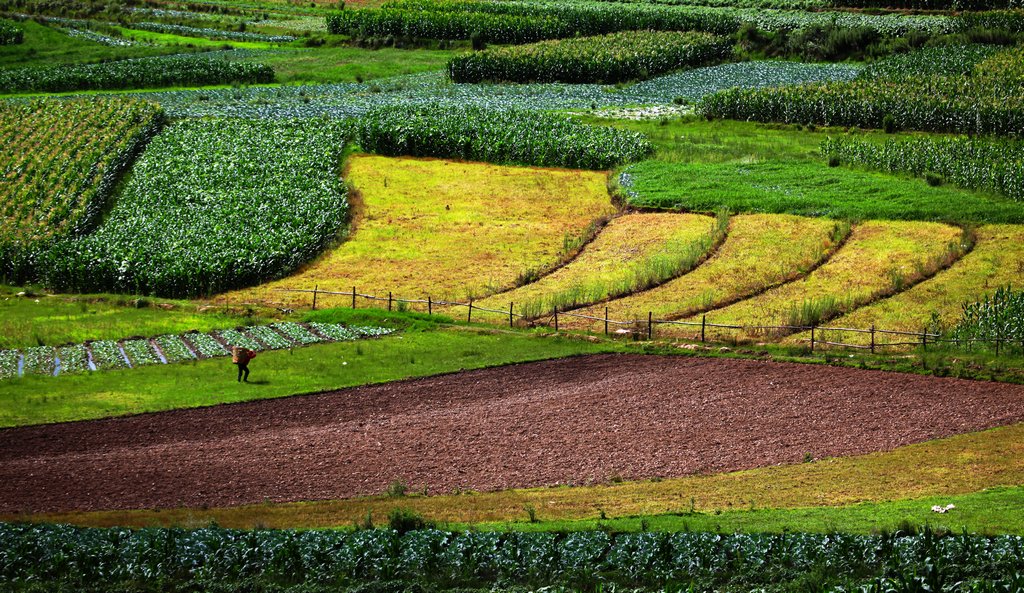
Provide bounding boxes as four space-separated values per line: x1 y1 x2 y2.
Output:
700 44 1024 136
0 18 22 44
823 135 1024 202
0 54 275 94
0 323 392 380
356 105 651 169
829 0 1021 10
448 30 731 84
0 99 164 284
39 118 350 297
1 524 1023 591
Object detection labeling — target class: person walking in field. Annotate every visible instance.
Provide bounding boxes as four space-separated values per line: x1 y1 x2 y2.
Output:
232 346 257 383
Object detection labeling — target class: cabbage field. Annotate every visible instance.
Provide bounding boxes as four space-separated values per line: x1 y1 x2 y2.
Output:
0 323 391 379
2 524 1023 592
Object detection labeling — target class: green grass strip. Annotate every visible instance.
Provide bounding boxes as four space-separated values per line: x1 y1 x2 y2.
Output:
0 326 620 428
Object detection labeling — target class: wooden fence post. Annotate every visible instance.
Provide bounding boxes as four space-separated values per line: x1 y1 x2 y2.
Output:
312 284 318 311
388 292 393 312
428 296 432 316
554 310 559 332
648 312 653 341
870 324 875 354
509 302 514 328
467 301 473 324
351 286 356 309
701 314 706 343
604 307 609 336
921 331 927 351
810 325 816 353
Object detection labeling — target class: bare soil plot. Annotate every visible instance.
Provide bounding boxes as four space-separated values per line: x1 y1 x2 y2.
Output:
2 354 1023 514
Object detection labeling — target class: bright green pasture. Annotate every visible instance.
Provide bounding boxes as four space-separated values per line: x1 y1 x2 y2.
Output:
479 487 1024 535
0 286 268 350
0 324 620 428
608 118 1024 224
235 46 459 84
0 21 197 69
114 27 280 50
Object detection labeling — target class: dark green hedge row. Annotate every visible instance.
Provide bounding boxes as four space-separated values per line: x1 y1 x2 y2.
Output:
0 18 22 44
447 30 732 84
356 105 652 169
0 55 274 94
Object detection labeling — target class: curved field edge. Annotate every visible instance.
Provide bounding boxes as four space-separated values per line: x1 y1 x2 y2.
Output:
11 422 1022 531
691 220 967 340
224 155 616 306
788 225 1024 346
473 212 721 319
562 214 842 332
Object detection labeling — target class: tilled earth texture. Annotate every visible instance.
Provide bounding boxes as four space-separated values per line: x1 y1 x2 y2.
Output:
2 354 1023 513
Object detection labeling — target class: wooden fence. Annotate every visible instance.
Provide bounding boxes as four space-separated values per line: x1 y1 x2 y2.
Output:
273 286 1015 354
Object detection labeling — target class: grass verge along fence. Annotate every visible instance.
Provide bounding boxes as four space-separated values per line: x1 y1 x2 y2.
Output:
268 286 983 353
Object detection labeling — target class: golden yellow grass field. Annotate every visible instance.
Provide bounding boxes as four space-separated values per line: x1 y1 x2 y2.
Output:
790 225 1024 346
221 156 615 306
471 212 718 320
15 422 1023 529
562 214 841 332
691 220 964 342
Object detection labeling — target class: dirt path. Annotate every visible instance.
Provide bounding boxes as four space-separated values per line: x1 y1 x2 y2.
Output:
2 354 1023 513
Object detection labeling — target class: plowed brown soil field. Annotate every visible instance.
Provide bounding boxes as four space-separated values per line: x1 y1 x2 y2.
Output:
2 354 1022 513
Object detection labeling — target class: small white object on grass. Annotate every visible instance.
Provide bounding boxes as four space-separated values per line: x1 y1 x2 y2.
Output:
931 504 956 513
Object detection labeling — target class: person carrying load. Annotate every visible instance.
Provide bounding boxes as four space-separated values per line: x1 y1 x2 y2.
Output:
232 346 257 383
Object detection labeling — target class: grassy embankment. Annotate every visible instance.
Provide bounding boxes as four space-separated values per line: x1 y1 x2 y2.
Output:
0 20 200 69
563 214 842 332
691 221 966 340
0 286 268 350
225 155 616 306
791 225 1024 344
12 421 1022 534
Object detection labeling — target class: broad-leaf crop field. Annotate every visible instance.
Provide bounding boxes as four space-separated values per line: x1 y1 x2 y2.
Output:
4 0 1024 588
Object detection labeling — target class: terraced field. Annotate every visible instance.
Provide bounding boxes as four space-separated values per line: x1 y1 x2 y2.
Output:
229 156 615 305
472 212 721 319
792 225 1024 346
689 221 966 341
562 214 841 331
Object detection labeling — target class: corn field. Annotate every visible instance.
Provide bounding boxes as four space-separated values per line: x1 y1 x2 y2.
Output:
822 135 1024 202
0 54 275 94
40 118 351 297
0 99 164 283
447 30 732 84
356 105 652 169
699 44 1024 136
